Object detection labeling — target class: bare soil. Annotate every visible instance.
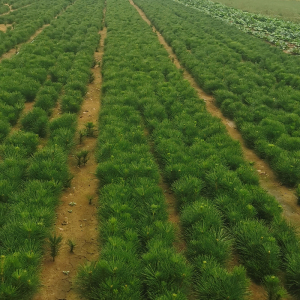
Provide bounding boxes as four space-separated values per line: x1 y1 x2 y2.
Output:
0 24 11 32
33 25 106 300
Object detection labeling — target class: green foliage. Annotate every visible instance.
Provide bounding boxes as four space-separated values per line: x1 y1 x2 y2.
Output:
75 237 142 300
49 113 77 132
142 240 191 298
65 80 87 97
49 128 75 152
250 187 282 222
172 176 205 207
61 91 82 113
286 253 300 295
272 153 300 187
27 146 71 187
75 150 89 167
181 200 222 231
67 239 76 253
85 122 96 137
193 255 249 300
48 233 63 261
21 107 48 138
187 226 232 264
234 220 280 282
0 119 10 143
263 275 287 300
259 119 286 143
5 131 39 157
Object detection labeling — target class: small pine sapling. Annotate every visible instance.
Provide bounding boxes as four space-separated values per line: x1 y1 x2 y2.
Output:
264 275 287 300
67 239 76 253
79 129 86 144
85 122 96 137
81 150 89 166
75 150 89 167
48 233 63 261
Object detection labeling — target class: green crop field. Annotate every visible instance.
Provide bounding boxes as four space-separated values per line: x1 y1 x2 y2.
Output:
2 0 300 298
212 0 300 22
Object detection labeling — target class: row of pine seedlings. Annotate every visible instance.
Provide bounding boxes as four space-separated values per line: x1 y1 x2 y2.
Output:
136 0 300 189
132 0 300 297
0 0 72 56
0 0 103 298
75 0 191 298
75 0 300 299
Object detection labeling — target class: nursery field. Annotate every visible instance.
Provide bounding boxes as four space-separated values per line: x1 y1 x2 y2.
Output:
214 0 300 22
2 0 300 298
176 0 300 53
212 0 300 22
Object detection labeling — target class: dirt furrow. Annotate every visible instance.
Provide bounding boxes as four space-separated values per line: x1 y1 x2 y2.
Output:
33 24 106 300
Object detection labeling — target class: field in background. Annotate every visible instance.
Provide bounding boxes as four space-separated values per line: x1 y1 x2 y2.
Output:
212 0 300 22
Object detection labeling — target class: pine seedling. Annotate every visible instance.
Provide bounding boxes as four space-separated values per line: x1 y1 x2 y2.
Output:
85 122 96 137
81 150 89 166
79 129 86 144
67 239 76 253
75 150 89 167
48 233 63 261
75 152 82 167
264 275 287 300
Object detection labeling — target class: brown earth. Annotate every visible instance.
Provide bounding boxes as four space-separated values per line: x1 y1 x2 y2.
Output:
130 1 299 299
0 24 11 32
33 24 106 300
